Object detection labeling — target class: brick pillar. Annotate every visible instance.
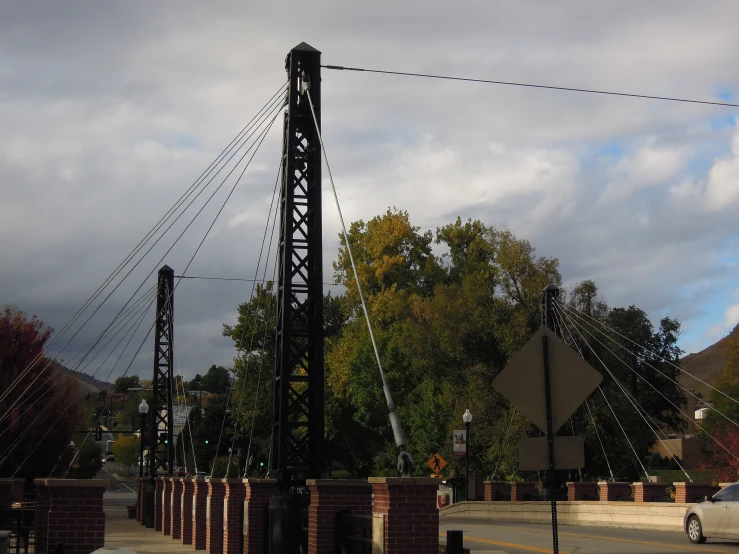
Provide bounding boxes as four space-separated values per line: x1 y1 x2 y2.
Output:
633 482 669 502
511 482 537 501
0 479 13 509
243 479 278 554
33 479 49 554
674 482 721 504
598 481 631 501
206 478 227 554
155 477 165 531
307 479 372 554
370 477 439 554
223 479 246 554
484 481 510 501
566 482 599 501
44 479 107 554
162 478 173 535
181 478 195 545
171 478 183 539
193 478 209 550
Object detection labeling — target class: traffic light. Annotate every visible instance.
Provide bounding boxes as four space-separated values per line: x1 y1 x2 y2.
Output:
204 439 209 444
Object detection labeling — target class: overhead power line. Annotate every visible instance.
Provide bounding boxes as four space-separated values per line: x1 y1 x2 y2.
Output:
323 65 739 109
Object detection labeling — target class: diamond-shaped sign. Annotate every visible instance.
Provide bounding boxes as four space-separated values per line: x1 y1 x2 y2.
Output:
492 326 602 434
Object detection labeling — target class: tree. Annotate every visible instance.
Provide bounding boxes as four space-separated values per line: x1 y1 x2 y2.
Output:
200 365 231 395
112 435 140 476
0 308 84 479
71 439 102 479
113 375 141 392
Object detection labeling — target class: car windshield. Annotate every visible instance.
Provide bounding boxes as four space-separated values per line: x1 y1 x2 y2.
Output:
714 484 739 502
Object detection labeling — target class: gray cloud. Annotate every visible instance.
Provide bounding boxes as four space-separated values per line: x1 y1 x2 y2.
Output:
2 0 739 384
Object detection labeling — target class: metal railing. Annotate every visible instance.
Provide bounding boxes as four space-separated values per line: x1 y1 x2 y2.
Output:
0 509 35 554
335 511 372 554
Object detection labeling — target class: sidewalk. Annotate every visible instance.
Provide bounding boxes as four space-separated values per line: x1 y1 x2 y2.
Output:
104 492 205 554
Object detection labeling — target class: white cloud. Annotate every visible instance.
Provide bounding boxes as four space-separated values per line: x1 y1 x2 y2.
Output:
705 130 739 210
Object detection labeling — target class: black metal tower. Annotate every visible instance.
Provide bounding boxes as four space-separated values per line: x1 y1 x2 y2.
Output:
271 42 325 487
149 264 175 478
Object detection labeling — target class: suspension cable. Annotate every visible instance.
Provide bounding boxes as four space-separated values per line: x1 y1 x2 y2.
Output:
554 304 646 479
305 89 409 458
557 300 739 430
1 84 288 406
558 301 739 407
227 162 282 478
491 408 517 481
558 303 738 464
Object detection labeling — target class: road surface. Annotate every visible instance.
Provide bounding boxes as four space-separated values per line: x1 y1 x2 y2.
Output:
96 464 137 493
441 519 739 553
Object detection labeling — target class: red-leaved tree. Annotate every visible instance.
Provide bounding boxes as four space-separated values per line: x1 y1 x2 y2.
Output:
0 308 84 479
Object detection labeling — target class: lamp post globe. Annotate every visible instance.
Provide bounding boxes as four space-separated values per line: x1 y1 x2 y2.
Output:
463 409 472 501
139 399 149 415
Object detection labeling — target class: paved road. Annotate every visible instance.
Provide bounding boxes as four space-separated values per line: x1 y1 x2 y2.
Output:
96 465 137 493
441 519 739 553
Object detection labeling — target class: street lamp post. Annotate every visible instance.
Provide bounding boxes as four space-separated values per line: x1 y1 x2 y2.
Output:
463 409 472 501
139 400 149 478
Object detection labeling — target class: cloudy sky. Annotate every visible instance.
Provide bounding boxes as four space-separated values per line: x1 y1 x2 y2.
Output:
2 1 739 384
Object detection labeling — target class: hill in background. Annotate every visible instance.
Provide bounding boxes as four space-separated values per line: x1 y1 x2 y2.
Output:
680 323 739 399
60 365 113 395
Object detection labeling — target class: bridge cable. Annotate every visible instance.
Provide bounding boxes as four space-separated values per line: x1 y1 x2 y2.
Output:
557 302 737 464
203 105 284 477
306 89 411 461
0 286 157 431
4 89 288 426
555 304 694 480
323 65 739 109
551 307 617 481
225 160 282 478
557 301 739 428
553 304 643 479
1 83 288 406
2 290 155 474
559 301 739 408
491 408 517 481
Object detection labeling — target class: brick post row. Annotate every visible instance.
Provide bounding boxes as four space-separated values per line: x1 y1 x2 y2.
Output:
243 479 278 554
192 478 209 550
181 478 195 545
206 478 227 554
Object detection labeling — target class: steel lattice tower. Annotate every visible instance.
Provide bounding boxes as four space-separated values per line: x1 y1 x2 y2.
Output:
271 42 325 485
148 264 175 478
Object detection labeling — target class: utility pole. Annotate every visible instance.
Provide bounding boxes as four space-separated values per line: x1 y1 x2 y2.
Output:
146 265 175 528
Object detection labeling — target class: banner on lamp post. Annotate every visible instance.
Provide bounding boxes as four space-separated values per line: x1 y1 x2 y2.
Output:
453 429 467 456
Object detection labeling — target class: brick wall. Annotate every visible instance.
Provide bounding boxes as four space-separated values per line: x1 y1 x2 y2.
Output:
566 482 599 501
206 478 227 554
484 481 510 502
155 477 164 531
192 478 209 550
43 479 107 554
33 480 49 554
223 479 246 554
633 482 670 502
511 482 537 501
181 478 194 545
171 478 183 539
244 479 278 554
307 479 372 554
0 479 13 509
674 482 721 504
370 477 439 554
162 478 173 535
598 481 632 501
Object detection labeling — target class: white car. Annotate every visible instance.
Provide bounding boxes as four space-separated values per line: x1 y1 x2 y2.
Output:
685 483 739 544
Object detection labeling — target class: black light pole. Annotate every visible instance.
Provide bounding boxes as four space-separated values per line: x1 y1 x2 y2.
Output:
139 400 149 478
463 409 472 501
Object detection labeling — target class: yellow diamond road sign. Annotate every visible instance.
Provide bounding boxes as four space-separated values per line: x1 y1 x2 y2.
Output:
492 326 602 434
427 452 447 474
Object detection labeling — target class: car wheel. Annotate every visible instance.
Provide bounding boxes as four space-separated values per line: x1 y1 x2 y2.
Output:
687 515 706 544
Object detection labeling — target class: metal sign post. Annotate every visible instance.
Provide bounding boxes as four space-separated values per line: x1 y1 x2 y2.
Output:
542 334 559 553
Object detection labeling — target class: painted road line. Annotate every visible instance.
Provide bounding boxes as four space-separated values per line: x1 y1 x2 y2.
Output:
526 527 731 553
439 533 571 553
102 467 136 493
